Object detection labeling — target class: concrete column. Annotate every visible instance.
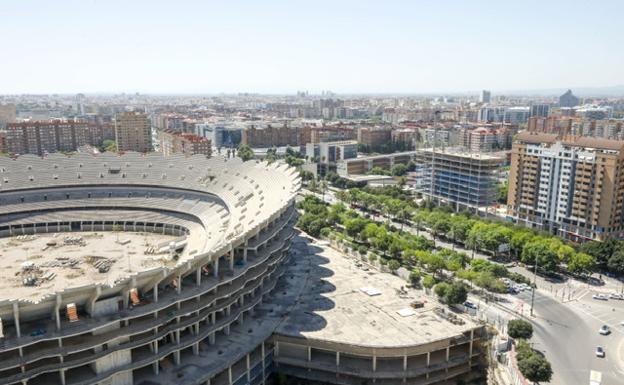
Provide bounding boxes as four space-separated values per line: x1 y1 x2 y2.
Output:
226 306 231 316
336 351 340 367
174 350 181 365
211 312 216 325
196 267 202 286
176 330 180 344
228 366 232 385
59 369 66 385
209 332 216 345
238 312 244 325
469 329 474 356
403 354 407 371
229 248 234 271
275 341 280 357
261 342 266 380
176 276 182 294
243 241 248 263
446 347 450 362
54 293 62 331
246 354 251 381
372 354 377 372
12 302 20 338
225 325 230 335
214 258 219 278
426 352 430 367
152 361 159 375
153 284 159 303
307 346 311 362
193 342 199 355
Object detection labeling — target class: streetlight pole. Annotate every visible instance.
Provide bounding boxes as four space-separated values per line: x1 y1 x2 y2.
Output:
530 255 539 316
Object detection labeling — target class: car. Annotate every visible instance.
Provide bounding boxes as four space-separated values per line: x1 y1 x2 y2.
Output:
599 325 611 335
593 294 609 301
609 293 623 300
596 346 605 357
463 301 478 310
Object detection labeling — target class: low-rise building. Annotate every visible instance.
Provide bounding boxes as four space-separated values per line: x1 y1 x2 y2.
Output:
160 129 212 157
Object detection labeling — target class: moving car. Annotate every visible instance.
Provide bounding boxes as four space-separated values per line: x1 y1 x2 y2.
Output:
595 346 605 357
463 301 478 310
599 325 611 335
592 294 608 301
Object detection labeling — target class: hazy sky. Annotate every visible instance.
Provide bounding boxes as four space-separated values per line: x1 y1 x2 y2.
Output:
1 0 623 94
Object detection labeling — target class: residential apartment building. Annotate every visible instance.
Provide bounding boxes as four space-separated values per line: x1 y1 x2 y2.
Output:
160 129 212 157
507 132 624 241
559 89 580 107
241 124 308 147
357 126 392 147
115 111 152 152
2 121 115 155
414 149 503 209
460 127 512 152
337 151 416 176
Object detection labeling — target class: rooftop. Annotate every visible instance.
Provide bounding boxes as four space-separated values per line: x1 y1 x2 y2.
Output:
275 238 478 348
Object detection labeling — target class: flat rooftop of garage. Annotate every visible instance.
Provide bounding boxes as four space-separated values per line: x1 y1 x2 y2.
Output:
275 238 478 348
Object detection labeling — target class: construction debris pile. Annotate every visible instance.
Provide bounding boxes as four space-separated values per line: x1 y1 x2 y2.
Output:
84 256 115 273
63 236 86 247
433 307 465 325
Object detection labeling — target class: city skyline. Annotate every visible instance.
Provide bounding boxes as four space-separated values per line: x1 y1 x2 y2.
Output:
2 0 623 94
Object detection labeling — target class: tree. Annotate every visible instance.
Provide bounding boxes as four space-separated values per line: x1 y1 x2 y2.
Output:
434 282 450 298
422 275 436 289
567 252 596 276
102 139 117 152
444 281 468 305
420 253 446 278
521 238 559 272
344 217 369 239
237 144 254 161
391 163 407 176
387 259 401 273
409 269 421 286
607 249 624 275
508 319 533 339
518 353 553 383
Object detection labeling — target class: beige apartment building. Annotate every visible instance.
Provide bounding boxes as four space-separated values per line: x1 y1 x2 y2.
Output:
115 111 152 152
508 131 624 241
160 129 212 157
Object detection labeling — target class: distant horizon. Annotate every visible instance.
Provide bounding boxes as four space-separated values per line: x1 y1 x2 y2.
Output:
2 0 623 95
3 85 624 98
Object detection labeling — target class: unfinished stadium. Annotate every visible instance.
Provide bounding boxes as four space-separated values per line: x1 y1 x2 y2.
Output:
0 153 486 385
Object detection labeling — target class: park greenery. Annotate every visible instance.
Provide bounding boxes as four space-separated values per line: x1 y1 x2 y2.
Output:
332 186 616 277
296 194 531 300
507 319 533 340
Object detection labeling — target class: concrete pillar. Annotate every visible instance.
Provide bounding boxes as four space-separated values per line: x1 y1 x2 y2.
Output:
469 329 474 356
225 325 230 335
59 369 66 385
152 361 159 375
211 312 216 325
54 293 62 331
244 241 248 263
246 354 251 381
446 347 450 362
214 258 219 278
12 302 20 338
193 342 199 355
261 342 266 380
426 352 430 367
238 312 244 326
275 341 280 357
307 346 311 362
229 248 234 271
336 351 340 367
209 332 216 345
176 275 182 294
372 354 377 372
228 366 232 385
196 267 202 286
403 354 407 371
226 306 231 316
153 284 159 303
174 350 181 365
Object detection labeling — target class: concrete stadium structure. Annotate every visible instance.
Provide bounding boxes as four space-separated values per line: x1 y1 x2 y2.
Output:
0 153 486 385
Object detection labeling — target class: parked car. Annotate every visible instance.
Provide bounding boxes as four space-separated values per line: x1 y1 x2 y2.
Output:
609 293 623 300
596 346 605 357
463 301 478 310
599 325 611 335
593 294 609 301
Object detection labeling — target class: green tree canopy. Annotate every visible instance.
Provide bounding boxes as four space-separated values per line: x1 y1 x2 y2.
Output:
508 319 533 339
